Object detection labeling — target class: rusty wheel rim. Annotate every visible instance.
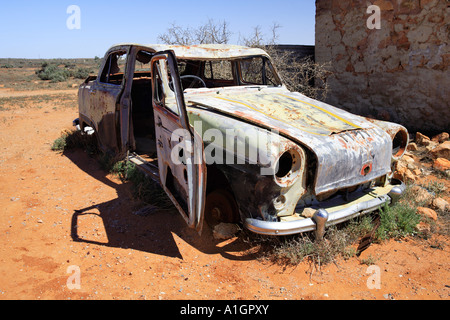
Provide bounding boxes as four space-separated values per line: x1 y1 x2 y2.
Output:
204 189 239 227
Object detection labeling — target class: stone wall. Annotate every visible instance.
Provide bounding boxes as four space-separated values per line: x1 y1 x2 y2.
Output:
315 0 449 134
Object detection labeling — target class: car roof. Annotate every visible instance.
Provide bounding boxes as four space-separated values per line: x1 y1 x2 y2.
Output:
107 43 270 60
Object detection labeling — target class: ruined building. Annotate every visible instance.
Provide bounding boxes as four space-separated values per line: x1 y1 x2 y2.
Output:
315 0 449 134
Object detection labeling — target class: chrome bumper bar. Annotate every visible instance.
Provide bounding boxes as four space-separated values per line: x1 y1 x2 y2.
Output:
244 182 405 237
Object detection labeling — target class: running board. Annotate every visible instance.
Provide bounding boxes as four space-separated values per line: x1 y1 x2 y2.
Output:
127 153 160 182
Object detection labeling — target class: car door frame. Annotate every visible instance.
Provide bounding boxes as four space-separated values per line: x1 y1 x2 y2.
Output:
150 50 206 233
90 45 131 155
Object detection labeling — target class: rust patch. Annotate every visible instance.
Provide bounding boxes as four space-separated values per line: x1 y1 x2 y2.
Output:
361 163 373 176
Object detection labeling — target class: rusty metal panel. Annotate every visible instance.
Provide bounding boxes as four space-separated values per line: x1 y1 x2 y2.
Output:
186 86 393 195
109 43 270 60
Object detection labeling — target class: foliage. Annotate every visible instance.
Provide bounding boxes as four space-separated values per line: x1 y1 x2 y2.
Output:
36 62 92 82
51 135 68 151
112 160 173 210
71 67 91 79
375 185 426 240
248 184 427 266
262 215 374 266
36 63 71 82
425 181 446 197
375 203 421 240
51 130 97 153
264 46 331 100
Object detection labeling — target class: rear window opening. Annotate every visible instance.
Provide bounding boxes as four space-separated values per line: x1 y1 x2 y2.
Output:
99 51 127 85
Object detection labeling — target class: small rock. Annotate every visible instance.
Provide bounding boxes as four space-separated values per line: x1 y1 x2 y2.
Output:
402 154 415 164
410 186 433 206
431 132 449 143
416 221 431 233
300 207 316 218
415 132 430 146
433 158 450 171
430 141 450 160
213 223 240 240
445 170 450 178
403 169 416 184
432 198 449 212
394 160 407 172
407 142 418 151
425 143 439 152
423 140 438 148
383 293 394 300
393 163 406 178
417 207 438 221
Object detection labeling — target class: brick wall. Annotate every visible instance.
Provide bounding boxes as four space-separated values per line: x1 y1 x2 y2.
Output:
315 0 449 134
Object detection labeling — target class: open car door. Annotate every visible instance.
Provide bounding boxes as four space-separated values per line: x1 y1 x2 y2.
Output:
150 51 206 233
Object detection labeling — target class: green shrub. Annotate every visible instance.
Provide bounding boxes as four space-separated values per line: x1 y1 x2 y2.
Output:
36 63 71 82
375 202 422 240
36 63 91 82
256 214 376 266
253 187 425 266
51 135 68 151
72 67 91 79
112 160 173 209
51 130 97 153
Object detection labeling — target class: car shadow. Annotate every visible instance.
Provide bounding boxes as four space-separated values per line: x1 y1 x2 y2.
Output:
64 149 261 261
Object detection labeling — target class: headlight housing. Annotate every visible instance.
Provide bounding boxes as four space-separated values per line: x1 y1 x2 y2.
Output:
391 128 408 160
271 145 308 217
274 147 303 187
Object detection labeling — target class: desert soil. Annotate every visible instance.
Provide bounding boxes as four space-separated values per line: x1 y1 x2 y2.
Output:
0 87 448 301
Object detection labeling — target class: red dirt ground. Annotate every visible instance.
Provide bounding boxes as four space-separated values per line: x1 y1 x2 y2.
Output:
0 88 448 301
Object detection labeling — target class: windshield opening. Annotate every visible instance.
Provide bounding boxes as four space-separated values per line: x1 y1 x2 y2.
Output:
175 56 282 90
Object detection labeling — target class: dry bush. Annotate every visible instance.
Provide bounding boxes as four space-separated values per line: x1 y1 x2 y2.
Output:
263 46 331 101
157 19 231 45
240 23 331 100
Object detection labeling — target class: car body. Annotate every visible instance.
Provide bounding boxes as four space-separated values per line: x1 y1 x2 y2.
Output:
75 43 408 237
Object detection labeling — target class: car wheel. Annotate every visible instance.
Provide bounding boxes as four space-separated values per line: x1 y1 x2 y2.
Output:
204 189 239 227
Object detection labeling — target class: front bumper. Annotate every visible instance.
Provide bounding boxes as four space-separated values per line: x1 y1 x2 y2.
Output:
244 180 405 236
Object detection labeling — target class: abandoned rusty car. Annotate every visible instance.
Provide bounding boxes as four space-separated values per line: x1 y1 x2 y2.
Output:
74 43 409 238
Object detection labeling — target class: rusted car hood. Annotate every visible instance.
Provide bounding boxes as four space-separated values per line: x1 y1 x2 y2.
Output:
187 87 393 195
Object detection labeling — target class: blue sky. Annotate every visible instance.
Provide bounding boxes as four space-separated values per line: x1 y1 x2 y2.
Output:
0 0 316 58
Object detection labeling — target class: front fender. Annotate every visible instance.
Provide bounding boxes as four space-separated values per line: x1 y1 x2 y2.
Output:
364 118 409 161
